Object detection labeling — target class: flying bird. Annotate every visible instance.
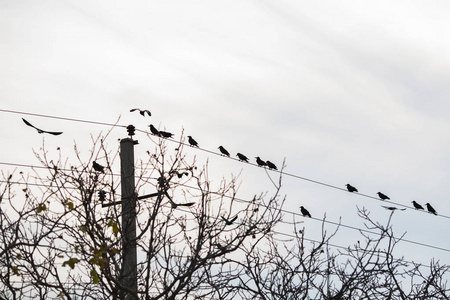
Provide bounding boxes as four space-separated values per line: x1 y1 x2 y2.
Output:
412 201 424 210
236 153 249 162
426 203 437 215
159 131 174 138
221 215 238 225
92 161 105 173
22 118 63 135
171 201 195 209
377 192 390 201
346 184 358 193
188 136 199 147
255 157 267 167
300 206 311 218
218 146 230 157
149 124 160 136
130 108 151 117
266 161 278 170
169 170 190 178
381 206 406 211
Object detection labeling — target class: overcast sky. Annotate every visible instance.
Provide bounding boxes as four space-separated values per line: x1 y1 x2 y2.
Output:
1 0 450 269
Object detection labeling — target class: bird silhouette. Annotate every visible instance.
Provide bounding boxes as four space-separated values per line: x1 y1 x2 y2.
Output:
218 146 230 157
377 192 390 200
92 161 105 173
266 161 278 170
130 108 151 117
346 184 358 193
188 136 199 147
171 201 195 209
22 118 63 135
426 203 437 215
159 131 174 138
381 206 406 211
255 157 266 167
300 206 311 218
236 153 249 162
412 201 424 210
169 170 190 178
149 124 160 136
221 215 238 225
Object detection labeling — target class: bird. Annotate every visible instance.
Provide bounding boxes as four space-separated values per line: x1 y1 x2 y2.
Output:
171 201 195 209
425 203 437 215
346 184 358 193
412 201 424 210
300 206 311 218
188 136 199 147
266 161 278 170
149 124 160 136
236 153 249 162
381 206 406 211
221 215 238 225
22 118 63 135
159 131 174 138
92 161 105 173
169 170 190 178
255 157 267 167
218 146 230 157
130 108 151 117
377 192 390 200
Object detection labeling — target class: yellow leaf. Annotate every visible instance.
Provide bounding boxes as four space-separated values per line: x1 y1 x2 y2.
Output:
62 258 80 269
11 266 19 275
67 202 74 210
90 269 99 284
36 203 47 213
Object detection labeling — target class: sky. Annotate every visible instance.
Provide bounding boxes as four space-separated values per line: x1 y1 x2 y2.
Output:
1 0 450 274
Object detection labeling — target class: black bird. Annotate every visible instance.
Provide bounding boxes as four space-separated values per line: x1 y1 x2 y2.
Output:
22 118 63 135
255 157 266 167
221 215 238 225
159 131 174 138
381 206 406 211
412 201 424 210
170 170 190 178
266 161 278 170
426 203 437 215
300 206 311 218
149 124 160 136
218 146 230 157
346 184 358 193
130 108 151 117
188 136 199 147
236 153 249 162
377 192 390 200
171 201 195 209
92 161 105 173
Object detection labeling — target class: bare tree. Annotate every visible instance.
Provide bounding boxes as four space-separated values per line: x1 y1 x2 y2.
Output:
230 207 450 299
0 131 283 299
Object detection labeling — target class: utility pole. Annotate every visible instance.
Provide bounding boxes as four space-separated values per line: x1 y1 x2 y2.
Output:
120 135 138 300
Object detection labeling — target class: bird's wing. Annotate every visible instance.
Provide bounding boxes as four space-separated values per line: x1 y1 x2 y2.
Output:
230 215 238 223
130 108 139 112
22 118 39 130
44 130 63 135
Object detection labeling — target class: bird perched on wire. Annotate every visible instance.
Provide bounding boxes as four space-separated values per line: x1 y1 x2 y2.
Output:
377 192 390 200
149 124 160 136
412 201 424 210
92 161 105 173
300 206 311 218
22 118 63 135
188 136 199 147
426 203 437 215
346 184 358 193
255 157 267 167
237 153 249 162
130 108 151 117
266 161 277 170
159 131 174 138
218 146 230 157
222 215 238 225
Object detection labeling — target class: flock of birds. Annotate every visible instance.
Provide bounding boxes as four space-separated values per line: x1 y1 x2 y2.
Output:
21 108 440 219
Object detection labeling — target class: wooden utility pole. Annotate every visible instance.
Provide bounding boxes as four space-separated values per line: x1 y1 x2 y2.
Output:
120 137 138 299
